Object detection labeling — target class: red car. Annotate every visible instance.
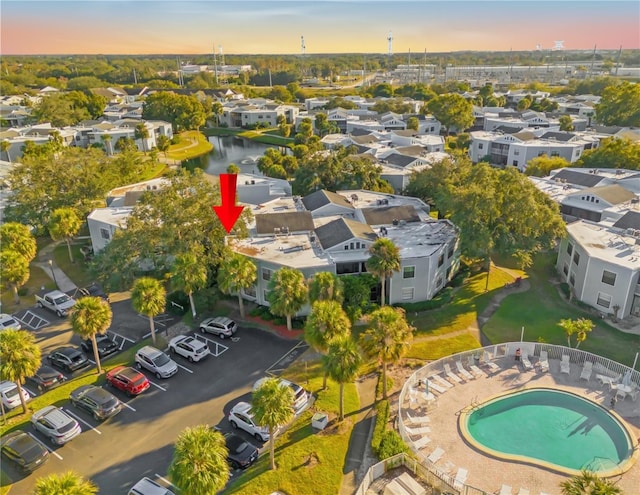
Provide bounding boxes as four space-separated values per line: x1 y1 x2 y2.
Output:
105 366 150 396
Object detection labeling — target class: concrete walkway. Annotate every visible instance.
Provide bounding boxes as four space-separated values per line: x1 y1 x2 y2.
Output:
33 241 78 293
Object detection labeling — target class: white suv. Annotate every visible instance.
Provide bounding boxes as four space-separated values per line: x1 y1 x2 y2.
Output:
228 401 270 442
0 381 31 410
0 313 21 331
135 346 178 379
253 378 309 415
168 335 209 362
199 316 237 339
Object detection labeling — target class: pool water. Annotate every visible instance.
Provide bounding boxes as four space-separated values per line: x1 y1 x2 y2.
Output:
465 389 633 473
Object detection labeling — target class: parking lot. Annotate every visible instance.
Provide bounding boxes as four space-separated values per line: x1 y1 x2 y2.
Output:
4 297 306 494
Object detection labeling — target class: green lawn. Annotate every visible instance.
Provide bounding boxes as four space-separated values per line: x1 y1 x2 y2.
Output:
224 360 358 495
0 265 56 315
166 131 213 161
53 244 95 288
406 333 482 361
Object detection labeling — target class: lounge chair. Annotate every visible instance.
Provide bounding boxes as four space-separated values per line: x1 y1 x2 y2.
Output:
453 468 468 489
499 485 513 495
521 351 533 371
482 351 501 373
560 355 571 374
405 425 431 437
405 411 430 425
467 355 485 377
538 351 549 373
397 472 427 495
426 379 447 394
413 435 431 450
580 361 593 381
517 489 530 495
430 374 453 389
443 363 463 384
427 446 445 464
456 360 475 380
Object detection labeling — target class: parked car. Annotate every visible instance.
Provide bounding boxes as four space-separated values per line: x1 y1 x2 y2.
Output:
0 381 31 410
74 282 109 302
168 335 209 362
1 430 49 473
128 477 175 495
224 432 259 470
30 406 82 445
199 316 238 339
0 313 21 330
253 377 309 415
135 346 178 379
228 401 270 442
70 385 122 421
26 365 66 392
47 346 90 373
106 366 150 396
80 334 118 358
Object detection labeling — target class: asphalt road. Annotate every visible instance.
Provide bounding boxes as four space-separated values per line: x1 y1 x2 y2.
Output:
5 298 305 494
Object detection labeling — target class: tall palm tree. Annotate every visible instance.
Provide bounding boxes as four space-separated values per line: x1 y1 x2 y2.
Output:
251 377 294 470
366 238 401 306
0 222 37 262
135 123 150 153
304 300 351 389
323 336 361 420
359 306 414 399
100 134 113 156
171 251 208 318
0 140 11 163
156 135 171 157
168 425 229 495
560 470 622 495
308 272 344 304
266 267 308 331
70 297 113 374
0 250 29 304
0 329 41 413
217 252 257 318
131 277 166 344
49 207 82 263
33 471 98 495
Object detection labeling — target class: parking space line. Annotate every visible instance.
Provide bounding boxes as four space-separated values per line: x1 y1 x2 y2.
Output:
27 432 63 460
88 359 96 364
148 379 167 391
121 401 136 412
155 474 178 491
176 363 193 374
63 408 102 435
194 334 229 357
108 331 135 343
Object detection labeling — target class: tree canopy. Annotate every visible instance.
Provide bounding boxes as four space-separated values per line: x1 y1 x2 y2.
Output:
33 91 107 126
142 91 208 131
0 222 37 262
267 267 308 331
595 81 640 127
576 138 640 170
524 156 570 177
426 93 474 135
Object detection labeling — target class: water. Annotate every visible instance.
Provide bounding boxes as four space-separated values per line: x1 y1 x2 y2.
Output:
465 389 632 472
183 135 284 176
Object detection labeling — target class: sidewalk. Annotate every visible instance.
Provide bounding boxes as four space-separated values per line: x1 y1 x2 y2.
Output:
33 241 78 293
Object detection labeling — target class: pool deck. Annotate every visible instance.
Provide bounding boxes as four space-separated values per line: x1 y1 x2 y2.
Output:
400 356 640 495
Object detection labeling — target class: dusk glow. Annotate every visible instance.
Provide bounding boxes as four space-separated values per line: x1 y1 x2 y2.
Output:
1 0 638 55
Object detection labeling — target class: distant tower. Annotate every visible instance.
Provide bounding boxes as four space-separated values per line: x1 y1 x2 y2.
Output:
553 40 565 51
387 31 393 57
219 45 225 66
301 36 306 56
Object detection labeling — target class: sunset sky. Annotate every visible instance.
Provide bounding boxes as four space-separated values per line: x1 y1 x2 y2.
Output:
2 0 639 55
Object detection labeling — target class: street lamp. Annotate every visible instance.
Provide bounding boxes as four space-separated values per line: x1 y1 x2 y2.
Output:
48 260 58 290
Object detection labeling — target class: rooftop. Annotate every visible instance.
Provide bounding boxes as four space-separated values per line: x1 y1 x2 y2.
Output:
567 220 640 269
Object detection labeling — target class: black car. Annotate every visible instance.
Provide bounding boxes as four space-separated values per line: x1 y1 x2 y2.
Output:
26 365 66 392
1 430 49 473
74 283 109 302
80 334 118 358
70 385 122 421
224 432 259 470
47 346 90 373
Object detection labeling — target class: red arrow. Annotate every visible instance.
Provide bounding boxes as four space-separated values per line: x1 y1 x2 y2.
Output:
212 174 244 234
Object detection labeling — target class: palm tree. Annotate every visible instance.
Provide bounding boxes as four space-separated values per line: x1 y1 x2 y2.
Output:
304 300 351 389
131 277 166 344
156 135 171 157
134 123 150 153
308 272 344 304
1 140 11 163
168 425 229 495
33 471 98 495
0 222 37 262
266 267 308 331
0 329 41 413
323 336 361 420
366 238 401 306
49 207 82 263
558 318 595 348
100 134 113 156
560 470 622 495
70 297 113 374
359 306 414 399
171 251 208 318
0 250 29 304
217 252 257 318
251 377 294 470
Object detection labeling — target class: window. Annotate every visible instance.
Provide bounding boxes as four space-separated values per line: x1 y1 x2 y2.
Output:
263 289 269 301
344 245 349 250
336 262 360 274
403 266 415 279
596 292 612 309
262 268 271 281
567 243 573 256
569 273 575 286
478 143 484 150
513 160 518 167
563 263 569 276
438 254 444 267
448 244 454 258
514 150 520 156
573 251 580 265
602 270 616 286
401 287 414 300
436 276 443 288
244 285 257 298
100 228 110 240
551 151 560 157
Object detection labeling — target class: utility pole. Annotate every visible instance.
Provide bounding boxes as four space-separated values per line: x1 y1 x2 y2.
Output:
213 42 219 85
615 45 622 76
589 44 597 78
133 67 137 85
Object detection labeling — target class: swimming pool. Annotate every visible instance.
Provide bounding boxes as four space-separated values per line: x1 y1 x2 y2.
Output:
460 388 636 476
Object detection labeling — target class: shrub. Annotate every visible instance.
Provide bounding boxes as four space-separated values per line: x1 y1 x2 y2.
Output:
376 375 394 400
17 287 29 297
395 287 453 312
378 430 410 459
371 399 390 456
166 291 189 315
559 282 570 299
170 135 182 145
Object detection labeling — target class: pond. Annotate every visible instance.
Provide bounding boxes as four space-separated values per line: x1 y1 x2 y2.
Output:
183 135 286 177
